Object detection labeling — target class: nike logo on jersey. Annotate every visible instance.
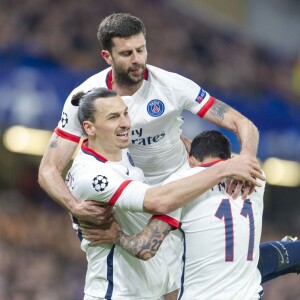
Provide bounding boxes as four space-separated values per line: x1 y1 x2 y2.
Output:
125 168 129 176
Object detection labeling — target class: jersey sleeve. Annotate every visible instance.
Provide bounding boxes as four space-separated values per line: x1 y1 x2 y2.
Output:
71 166 150 212
55 70 109 142
55 89 84 142
150 166 183 229
153 167 204 228
171 72 215 118
151 208 182 229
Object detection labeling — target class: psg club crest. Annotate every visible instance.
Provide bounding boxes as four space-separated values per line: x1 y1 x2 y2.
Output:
147 99 165 117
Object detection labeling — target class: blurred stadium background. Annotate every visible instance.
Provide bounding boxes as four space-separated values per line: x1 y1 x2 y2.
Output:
0 0 299 299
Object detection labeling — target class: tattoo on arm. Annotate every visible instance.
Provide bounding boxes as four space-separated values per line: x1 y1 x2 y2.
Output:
49 135 59 148
115 219 173 260
208 100 230 123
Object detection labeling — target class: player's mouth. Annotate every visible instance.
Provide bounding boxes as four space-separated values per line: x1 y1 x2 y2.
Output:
129 65 144 76
116 131 129 141
130 68 141 75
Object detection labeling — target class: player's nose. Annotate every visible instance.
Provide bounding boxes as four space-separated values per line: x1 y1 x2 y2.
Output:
132 51 141 64
120 114 131 128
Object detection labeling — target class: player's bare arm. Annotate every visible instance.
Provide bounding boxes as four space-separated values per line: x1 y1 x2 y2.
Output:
180 134 192 154
38 133 77 210
143 154 264 215
81 218 172 258
38 133 112 224
81 155 264 246
207 99 230 122
115 218 173 260
204 99 259 157
203 99 259 199
180 101 230 154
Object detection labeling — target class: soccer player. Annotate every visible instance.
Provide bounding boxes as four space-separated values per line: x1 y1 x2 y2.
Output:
90 130 265 299
39 12 259 221
38 13 299 287
67 88 262 299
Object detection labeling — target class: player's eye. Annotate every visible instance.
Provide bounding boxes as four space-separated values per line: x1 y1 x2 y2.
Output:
136 46 146 53
121 51 131 57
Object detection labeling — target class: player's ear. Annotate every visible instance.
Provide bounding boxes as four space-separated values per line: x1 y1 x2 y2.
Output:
188 155 199 168
102 50 112 65
83 121 95 136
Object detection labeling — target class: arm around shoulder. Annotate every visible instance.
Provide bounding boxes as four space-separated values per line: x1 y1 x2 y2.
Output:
38 133 79 212
143 155 264 215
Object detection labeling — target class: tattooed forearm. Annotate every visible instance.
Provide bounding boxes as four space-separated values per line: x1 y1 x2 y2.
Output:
115 219 173 260
49 134 59 148
208 100 230 123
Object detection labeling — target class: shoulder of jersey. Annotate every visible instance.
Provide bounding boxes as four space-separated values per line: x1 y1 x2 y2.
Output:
76 148 108 167
71 67 111 95
147 64 183 83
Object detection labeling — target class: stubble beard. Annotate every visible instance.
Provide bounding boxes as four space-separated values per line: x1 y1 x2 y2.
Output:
114 63 146 87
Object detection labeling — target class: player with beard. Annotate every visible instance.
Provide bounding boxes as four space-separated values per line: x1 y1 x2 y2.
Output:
38 13 300 294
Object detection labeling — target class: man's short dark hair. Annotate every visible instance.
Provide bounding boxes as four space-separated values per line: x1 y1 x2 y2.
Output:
97 13 146 52
190 130 231 162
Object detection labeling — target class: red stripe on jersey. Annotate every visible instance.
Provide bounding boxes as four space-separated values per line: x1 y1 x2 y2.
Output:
108 180 133 206
197 96 215 118
54 127 81 143
106 70 113 90
81 138 108 162
151 215 180 229
143 68 149 80
199 159 225 167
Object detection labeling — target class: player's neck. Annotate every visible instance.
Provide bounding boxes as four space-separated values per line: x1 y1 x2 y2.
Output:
112 81 142 96
189 155 222 167
88 140 123 162
201 157 221 164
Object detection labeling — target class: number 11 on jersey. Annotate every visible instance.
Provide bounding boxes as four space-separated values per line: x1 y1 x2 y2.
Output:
215 199 255 262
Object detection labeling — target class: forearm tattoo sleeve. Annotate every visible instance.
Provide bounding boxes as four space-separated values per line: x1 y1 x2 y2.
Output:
115 218 173 260
208 99 230 123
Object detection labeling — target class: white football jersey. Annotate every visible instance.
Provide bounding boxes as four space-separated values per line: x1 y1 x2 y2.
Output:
66 140 178 299
160 161 265 300
56 65 215 185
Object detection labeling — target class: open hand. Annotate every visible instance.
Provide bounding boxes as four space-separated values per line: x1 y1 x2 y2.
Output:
223 155 265 189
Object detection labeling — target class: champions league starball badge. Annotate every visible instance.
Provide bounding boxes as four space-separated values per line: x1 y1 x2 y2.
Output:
147 99 165 117
60 112 69 127
92 175 109 192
